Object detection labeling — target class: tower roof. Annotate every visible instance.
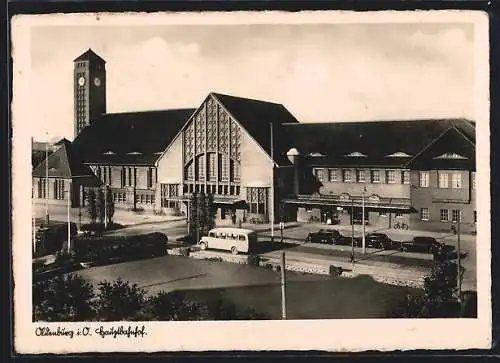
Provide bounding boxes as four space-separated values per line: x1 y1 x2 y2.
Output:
73 48 106 63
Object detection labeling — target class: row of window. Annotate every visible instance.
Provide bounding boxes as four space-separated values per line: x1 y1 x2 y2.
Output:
419 171 475 189
315 168 410 184
208 231 247 241
419 208 472 223
182 183 241 196
185 153 240 183
96 166 156 189
36 179 66 200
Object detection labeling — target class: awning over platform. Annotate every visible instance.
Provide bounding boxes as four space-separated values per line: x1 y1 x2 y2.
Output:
282 194 416 212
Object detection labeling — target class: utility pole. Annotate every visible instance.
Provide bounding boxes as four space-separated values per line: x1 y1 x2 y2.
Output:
270 122 275 243
104 185 108 230
457 215 462 303
362 186 366 254
67 183 71 253
280 251 287 319
351 199 355 263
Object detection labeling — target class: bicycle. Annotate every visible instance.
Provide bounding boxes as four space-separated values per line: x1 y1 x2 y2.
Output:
393 222 409 230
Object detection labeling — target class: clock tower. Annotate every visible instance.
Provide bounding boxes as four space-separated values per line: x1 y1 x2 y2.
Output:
73 48 106 138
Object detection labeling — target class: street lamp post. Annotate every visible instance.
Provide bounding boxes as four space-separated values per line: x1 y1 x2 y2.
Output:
351 199 355 263
362 186 367 254
66 183 71 253
457 214 462 303
104 184 108 230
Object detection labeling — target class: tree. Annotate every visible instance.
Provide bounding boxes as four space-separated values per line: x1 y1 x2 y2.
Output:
96 188 105 225
390 261 464 318
105 186 115 226
197 192 207 238
33 274 95 322
188 192 199 241
203 193 216 235
95 278 146 321
86 189 97 223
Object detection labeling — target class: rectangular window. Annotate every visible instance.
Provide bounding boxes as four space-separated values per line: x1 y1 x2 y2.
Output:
451 173 462 188
108 167 112 185
196 156 205 181
420 208 429 221
207 153 216 181
54 179 65 200
402 170 410 184
357 170 365 183
452 209 461 223
230 160 240 182
379 211 387 217
186 163 194 181
102 168 107 185
128 167 132 186
371 170 380 183
438 172 449 188
395 211 403 218
133 167 137 186
248 187 268 215
328 169 337 182
343 170 352 182
219 154 228 181
386 170 396 184
440 209 449 222
419 171 429 187
315 168 325 182
147 168 153 188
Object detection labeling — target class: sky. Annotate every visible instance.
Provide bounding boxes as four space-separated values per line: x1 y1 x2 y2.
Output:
26 21 475 141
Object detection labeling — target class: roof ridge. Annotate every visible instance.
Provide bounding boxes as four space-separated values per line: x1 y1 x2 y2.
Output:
282 118 471 126
211 92 285 106
102 108 196 116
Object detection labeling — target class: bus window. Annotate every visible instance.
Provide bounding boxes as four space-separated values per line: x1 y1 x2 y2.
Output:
219 233 226 239
238 235 246 241
209 232 216 237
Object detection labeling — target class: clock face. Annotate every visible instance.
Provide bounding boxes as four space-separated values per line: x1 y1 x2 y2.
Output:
94 77 101 87
78 76 85 86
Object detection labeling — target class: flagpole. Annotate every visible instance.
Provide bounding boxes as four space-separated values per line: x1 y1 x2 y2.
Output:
270 123 274 243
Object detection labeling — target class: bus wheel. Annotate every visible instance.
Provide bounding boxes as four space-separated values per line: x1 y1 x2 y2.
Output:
199 242 207 250
231 246 238 255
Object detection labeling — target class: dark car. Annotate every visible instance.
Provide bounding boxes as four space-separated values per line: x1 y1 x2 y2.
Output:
400 236 453 255
353 233 392 249
305 229 341 244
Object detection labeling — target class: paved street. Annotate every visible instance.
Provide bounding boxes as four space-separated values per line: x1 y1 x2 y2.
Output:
33 203 477 291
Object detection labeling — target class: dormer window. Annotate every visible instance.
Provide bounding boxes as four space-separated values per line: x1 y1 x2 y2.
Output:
433 152 468 160
386 151 412 158
345 152 367 157
103 150 115 155
309 152 325 157
127 151 142 155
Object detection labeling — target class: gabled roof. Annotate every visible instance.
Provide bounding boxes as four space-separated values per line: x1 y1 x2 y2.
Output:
408 126 476 170
281 118 475 168
212 93 299 165
32 139 100 183
72 108 195 165
73 48 106 63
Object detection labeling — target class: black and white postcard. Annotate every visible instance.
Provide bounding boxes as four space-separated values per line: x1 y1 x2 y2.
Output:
11 10 491 353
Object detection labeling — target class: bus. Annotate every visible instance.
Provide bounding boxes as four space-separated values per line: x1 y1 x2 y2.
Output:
198 227 258 255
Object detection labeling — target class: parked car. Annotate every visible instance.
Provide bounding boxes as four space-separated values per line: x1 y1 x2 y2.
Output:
351 233 392 249
305 229 341 244
400 236 454 255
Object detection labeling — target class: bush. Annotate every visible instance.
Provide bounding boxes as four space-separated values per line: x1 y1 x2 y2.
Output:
204 257 223 262
178 247 190 257
95 278 146 321
247 255 261 267
33 273 95 322
80 223 105 236
329 265 343 277
72 233 168 264
54 250 76 265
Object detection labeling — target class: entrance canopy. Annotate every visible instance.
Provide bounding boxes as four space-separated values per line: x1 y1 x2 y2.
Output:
170 195 247 207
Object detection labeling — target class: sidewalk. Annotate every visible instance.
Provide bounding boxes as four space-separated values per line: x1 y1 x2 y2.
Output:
33 203 185 227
